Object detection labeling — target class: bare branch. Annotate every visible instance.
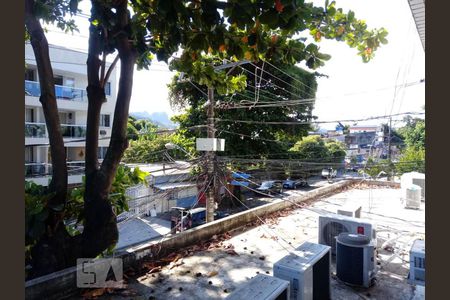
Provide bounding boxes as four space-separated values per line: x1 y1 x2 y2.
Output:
103 55 120 87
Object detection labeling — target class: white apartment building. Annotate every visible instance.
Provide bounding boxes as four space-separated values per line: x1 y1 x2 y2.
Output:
25 43 118 185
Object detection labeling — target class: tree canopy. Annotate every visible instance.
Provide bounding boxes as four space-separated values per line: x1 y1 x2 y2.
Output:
289 135 346 163
396 118 425 174
170 63 318 157
400 119 425 151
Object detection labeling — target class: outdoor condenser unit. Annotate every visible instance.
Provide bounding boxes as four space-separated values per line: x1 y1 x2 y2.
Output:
273 242 331 300
408 239 425 286
403 184 422 210
225 274 290 300
401 172 425 201
318 213 376 255
336 233 376 288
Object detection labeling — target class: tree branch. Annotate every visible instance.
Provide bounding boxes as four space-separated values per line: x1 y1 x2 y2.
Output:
25 0 67 211
85 4 104 178
98 1 137 193
103 55 120 87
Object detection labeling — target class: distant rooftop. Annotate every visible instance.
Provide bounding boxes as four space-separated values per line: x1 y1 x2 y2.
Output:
126 161 192 177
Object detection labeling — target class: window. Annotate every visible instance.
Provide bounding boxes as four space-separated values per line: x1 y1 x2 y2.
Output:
105 82 111 96
100 114 111 127
64 78 75 87
54 75 63 86
25 69 36 81
97 147 108 159
25 108 34 122
25 147 34 163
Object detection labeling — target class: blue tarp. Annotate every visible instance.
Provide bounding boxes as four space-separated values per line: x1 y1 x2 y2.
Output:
176 196 197 208
230 180 250 187
231 171 251 180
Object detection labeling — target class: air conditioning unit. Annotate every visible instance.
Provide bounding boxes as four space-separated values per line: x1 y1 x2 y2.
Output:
403 184 421 210
401 172 425 201
318 213 376 255
225 274 290 300
408 239 425 286
336 233 376 288
337 204 362 218
273 242 331 300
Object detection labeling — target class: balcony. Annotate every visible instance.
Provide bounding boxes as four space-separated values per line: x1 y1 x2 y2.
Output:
25 123 46 138
25 161 101 178
24 163 50 177
25 80 87 102
25 123 88 139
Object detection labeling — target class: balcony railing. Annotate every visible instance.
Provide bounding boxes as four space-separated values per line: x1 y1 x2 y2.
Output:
24 163 50 177
60 124 87 138
25 123 47 138
25 160 102 178
25 80 87 102
25 123 90 139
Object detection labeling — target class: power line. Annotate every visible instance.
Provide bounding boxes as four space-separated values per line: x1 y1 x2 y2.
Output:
216 111 424 126
261 59 317 95
236 64 306 100
25 125 207 147
248 61 316 99
219 178 296 254
218 80 424 110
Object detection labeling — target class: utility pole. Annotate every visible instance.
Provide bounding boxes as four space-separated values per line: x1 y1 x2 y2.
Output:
387 117 392 180
206 86 216 223
201 60 249 222
387 117 392 161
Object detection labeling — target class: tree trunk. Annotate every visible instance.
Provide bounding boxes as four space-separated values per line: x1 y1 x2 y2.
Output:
26 0 138 278
25 0 67 218
26 0 71 278
80 0 137 258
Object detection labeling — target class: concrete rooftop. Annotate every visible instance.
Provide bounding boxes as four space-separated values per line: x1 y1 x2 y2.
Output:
79 185 425 300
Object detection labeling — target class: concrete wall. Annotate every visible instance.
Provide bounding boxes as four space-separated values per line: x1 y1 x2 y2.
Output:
365 180 400 188
25 179 370 299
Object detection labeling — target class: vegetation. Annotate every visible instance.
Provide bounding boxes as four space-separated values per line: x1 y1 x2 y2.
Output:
25 165 148 277
362 118 425 177
123 133 194 163
396 118 425 174
170 64 318 158
289 136 346 163
25 0 387 276
127 116 159 141
399 118 425 151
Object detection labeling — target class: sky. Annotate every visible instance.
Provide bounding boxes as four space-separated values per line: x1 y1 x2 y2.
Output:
44 0 425 130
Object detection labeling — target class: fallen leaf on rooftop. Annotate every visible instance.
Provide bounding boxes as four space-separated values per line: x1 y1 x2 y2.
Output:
169 259 184 269
224 243 234 249
226 249 239 256
82 288 107 299
148 266 162 274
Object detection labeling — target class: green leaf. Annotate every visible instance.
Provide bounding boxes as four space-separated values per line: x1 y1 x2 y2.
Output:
260 9 279 27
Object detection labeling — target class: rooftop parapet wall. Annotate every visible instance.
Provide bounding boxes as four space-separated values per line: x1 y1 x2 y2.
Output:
25 179 395 300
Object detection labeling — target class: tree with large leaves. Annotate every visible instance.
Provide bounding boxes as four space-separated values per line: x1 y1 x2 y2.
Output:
25 0 387 277
170 63 318 158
